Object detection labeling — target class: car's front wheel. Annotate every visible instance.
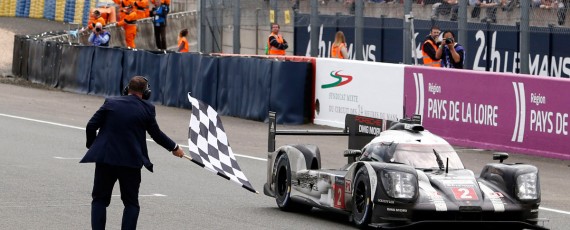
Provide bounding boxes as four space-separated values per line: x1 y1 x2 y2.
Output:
274 153 312 212
352 166 372 228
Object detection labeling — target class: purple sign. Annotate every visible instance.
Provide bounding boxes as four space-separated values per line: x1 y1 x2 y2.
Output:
404 66 570 160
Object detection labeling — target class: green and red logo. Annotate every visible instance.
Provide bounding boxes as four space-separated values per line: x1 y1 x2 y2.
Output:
321 70 353 89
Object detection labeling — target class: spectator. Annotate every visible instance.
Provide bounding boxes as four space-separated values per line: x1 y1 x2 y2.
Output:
88 10 106 31
88 23 111 47
421 25 441 67
436 30 465 69
178 28 189 52
471 0 501 23
331 31 349 59
151 0 169 50
558 0 569 25
133 0 150 19
114 0 134 21
117 5 138 48
267 23 288 55
432 0 459 21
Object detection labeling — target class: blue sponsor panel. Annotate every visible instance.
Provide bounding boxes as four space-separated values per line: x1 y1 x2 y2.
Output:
216 56 272 121
82 0 91 26
57 44 94 94
15 0 27 17
40 41 61 87
468 23 520 73
191 55 218 109
44 0 56 20
162 52 194 108
121 50 166 103
294 14 570 77
24 0 31 17
26 40 45 84
89 47 124 97
64 0 75 23
270 61 311 124
294 15 384 62
550 31 570 78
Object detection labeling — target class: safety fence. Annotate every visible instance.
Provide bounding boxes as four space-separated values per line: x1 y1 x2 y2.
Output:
12 36 314 124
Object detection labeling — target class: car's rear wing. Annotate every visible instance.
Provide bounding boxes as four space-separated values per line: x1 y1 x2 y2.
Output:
268 111 401 153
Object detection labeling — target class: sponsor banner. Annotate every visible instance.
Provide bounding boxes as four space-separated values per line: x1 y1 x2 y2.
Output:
314 58 404 128
405 66 570 160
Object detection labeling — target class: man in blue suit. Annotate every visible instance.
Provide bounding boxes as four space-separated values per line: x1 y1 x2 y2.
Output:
81 76 185 230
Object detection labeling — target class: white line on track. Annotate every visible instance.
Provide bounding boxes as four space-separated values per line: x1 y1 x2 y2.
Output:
540 207 570 215
53 157 82 160
3 113 570 215
0 113 268 162
112 194 167 197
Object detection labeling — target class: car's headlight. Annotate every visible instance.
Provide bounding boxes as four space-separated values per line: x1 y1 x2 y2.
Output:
516 173 538 200
381 170 417 199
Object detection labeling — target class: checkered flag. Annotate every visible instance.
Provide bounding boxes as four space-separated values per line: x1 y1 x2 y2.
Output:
185 93 257 194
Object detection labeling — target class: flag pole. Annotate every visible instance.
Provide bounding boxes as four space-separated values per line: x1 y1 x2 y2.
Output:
183 155 193 161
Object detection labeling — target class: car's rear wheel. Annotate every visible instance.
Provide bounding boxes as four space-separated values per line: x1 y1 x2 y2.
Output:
352 166 372 228
274 154 312 212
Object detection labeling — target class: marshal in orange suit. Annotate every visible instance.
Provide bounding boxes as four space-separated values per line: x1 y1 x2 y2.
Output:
117 6 138 48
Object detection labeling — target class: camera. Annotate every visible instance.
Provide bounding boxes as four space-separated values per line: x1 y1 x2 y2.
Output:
445 38 453 44
95 27 101 32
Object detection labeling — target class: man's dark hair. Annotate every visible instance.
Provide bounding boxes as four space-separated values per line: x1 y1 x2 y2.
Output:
443 30 456 39
128 76 148 94
431 25 440 31
180 28 188 37
271 23 280 29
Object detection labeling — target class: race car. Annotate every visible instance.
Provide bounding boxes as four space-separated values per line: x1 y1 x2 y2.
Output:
263 112 547 229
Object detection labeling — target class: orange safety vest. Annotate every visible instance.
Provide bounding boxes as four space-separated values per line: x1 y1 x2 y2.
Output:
178 36 189 52
422 39 441 67
114 0 134 21
331 43 346 59
267 33 286 55
134 0 149 19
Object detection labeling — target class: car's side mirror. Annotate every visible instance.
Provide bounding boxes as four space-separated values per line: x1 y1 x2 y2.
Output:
344 149 362 164
493 152 509 163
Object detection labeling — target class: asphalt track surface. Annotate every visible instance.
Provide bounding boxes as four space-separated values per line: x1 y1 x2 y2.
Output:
0 82 569 230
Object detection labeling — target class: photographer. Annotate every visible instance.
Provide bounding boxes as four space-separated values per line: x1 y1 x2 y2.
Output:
435 31 465 69
88 23 111 47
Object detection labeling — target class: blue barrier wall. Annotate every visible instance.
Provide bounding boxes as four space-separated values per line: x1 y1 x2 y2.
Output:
13 37 313 124
89 47 124 97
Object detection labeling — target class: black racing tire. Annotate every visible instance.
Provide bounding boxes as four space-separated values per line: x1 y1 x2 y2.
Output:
352 166 373 229
274 154 312 212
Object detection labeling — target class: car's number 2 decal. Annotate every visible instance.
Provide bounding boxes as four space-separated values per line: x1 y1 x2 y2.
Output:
334 177 346 209
451 187 479 200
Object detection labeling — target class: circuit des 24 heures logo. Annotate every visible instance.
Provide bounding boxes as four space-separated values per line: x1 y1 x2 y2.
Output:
322 70 353 89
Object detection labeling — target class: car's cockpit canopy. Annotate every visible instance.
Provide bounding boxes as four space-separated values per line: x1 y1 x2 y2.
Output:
360 142 465 170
